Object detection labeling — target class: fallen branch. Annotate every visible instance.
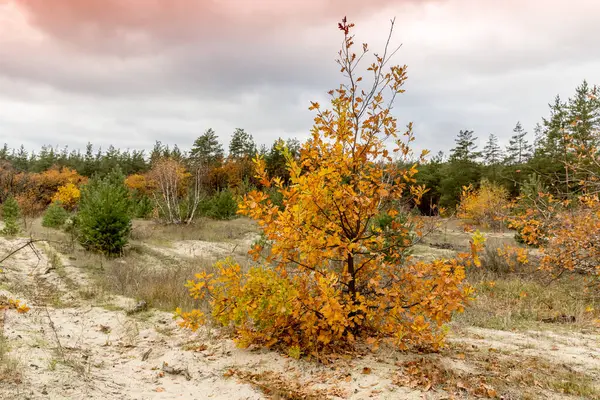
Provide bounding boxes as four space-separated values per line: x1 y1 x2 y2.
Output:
0 238 55 265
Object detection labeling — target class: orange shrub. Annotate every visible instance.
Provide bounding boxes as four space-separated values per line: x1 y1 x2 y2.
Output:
125 173 154 195
539 195 600 278
506 190 560 247
14 166 86 216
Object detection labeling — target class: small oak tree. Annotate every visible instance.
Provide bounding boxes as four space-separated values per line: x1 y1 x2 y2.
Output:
506 85 600 292
178 18 483 356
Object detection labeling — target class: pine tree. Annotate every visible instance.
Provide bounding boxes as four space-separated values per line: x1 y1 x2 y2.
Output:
42 201 69 229
228 128 256 160
567 80 600 151
482 134 503 165
189 129 224 167
82 142 96 177
77 168 132 256
265 138 301 182
150 141 166 165
13 145 29 171
1 195 21 236
0 144 9 161
171 144 184 162
34 145 58 172
533 123 545 155
505 122 532 165
441 130 482 208
449 130 480 162
541 95 569 158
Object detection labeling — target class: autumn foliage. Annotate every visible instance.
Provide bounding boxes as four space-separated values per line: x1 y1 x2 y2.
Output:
501 103 600 288
177 18 484 356
52 182 81 211
539 196 600 278
457 180 511 230
1 166 87 217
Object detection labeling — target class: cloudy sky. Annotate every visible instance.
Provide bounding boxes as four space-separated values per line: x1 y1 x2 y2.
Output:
1 0 599 157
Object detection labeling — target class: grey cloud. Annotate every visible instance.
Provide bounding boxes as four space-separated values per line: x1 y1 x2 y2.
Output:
1 0 600 157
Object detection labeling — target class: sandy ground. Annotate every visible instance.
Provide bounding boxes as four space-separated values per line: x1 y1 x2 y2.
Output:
145 232 258 261
1 231 599 400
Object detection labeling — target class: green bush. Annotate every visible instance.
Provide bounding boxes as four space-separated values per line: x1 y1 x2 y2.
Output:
206 189 238 220
131 194 153 219
266 186 284 210
197 189 239 220
42 201 69 229
371 207 415 264
77 168 132 256
1 195 20 236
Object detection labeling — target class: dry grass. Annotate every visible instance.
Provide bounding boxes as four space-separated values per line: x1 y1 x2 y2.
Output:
23 215 258 314
130 217 258 244
396 346 600 399
100 257 207 312
412 220 600 332
0 331 22 385
458 255 599 331
62 242 216 313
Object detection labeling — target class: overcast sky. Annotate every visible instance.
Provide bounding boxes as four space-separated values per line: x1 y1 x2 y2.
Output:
1 0 599 157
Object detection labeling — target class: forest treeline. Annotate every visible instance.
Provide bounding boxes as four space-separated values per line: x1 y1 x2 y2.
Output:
0 79 598 219
417 79 599 213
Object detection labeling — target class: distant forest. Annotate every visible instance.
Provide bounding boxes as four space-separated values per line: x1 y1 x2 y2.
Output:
1 79 598 216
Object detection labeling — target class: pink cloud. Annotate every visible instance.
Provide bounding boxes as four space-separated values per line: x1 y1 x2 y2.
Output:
13 0 421 53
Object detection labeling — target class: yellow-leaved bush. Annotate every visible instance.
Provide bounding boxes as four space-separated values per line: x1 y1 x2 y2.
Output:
52 182 81 211
176 18 484 357
457 180 511 230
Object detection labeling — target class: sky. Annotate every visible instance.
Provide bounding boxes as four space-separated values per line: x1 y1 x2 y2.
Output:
1 0 600 158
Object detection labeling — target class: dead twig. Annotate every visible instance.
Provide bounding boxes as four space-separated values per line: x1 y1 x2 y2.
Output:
161 361 191 381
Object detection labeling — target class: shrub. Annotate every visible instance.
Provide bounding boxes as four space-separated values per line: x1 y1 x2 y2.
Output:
265 186 284 210
507 174 559 247
42 201 70 229
479 240 531 275
457 179 511 230
1 195 20 236
507 191 559 248
131 194 153 219
16 167 87 216
177 19 484 356
540 197 600 277
196 189 239 220
205 189 238 220
77 169 132 256
51 182 81 211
